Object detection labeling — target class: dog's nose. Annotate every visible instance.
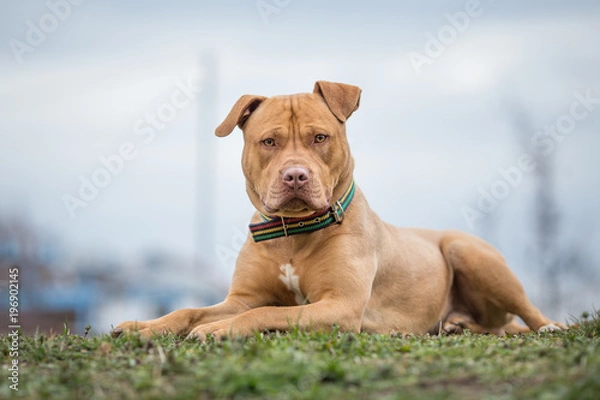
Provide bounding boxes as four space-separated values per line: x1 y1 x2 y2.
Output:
282 167 310 189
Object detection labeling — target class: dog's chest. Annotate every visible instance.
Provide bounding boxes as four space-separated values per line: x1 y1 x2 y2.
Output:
278 264 307 305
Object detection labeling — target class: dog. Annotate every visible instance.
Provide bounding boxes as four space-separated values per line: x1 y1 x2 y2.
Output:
112 80 565 340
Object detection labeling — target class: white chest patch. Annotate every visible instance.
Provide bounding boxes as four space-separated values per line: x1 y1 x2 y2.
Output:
278 264 307 305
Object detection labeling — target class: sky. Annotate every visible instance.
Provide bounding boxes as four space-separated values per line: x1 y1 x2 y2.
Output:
1 0 599 320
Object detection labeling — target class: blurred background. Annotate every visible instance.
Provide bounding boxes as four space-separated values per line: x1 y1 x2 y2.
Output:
0 0 598 335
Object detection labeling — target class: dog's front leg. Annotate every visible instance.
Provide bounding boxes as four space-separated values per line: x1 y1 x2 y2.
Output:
111 298 249 338
187 299 364 340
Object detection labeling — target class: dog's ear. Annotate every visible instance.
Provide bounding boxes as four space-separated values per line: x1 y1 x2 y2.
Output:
215 95 267 137
313 81 361 123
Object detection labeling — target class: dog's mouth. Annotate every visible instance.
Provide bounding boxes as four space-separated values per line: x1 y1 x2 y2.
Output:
262 192 331 217
279 198 309 212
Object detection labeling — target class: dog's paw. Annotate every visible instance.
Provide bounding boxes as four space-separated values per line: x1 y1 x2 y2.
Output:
186 329 210 342
111 321 145 337
442 322 464 335
186 324 227 342
186 320 240 342
111 321 167 339
537 322 568 333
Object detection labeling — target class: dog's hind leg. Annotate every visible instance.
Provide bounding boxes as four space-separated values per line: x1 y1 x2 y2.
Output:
503 319 531 335
440 232 566 333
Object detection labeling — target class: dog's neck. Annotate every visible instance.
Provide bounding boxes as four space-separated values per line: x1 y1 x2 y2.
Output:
249 179 356 243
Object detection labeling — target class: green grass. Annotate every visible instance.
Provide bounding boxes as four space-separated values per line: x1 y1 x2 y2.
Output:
1 312 599 400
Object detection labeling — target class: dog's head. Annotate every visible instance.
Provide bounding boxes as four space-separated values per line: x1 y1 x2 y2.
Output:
216 81 361 218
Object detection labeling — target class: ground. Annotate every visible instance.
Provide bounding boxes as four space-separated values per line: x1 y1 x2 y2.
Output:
1 312 599 399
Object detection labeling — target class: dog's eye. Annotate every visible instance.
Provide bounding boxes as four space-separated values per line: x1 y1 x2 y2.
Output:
314 134 328 144
262 138 276 147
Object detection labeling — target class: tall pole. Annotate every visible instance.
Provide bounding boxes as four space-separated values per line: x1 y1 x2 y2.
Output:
534 142 560 315
195 50 218 274
509 102 561 316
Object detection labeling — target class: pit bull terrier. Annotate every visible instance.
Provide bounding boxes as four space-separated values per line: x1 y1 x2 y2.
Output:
112 81 565 340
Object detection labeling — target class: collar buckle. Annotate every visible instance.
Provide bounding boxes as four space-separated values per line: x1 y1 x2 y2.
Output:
332 200 344 223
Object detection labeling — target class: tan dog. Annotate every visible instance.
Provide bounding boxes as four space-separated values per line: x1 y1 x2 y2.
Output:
112 81 565 340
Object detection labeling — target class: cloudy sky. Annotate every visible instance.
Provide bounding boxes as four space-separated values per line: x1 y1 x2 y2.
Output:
1 0 599 318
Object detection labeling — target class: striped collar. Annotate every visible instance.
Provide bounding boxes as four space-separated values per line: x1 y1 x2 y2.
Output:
249 180 356 243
